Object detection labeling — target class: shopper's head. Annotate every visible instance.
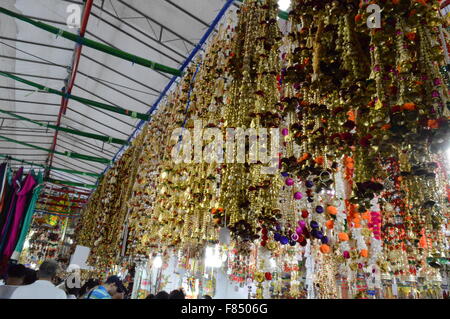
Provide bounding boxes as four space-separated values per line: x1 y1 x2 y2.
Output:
169 289 185 299
112 288 125 299
23 268 37 285
154 291 169 299
104 275 122 296
80 278 100 297
37 260 59 281
6 264 26 285
146 293 155 299
203 295 212 299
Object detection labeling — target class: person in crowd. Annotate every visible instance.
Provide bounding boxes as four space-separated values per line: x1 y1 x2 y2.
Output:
169 289 185 299
10 260 67 299
86 275 122 299
111 282 126 299
79 278 100 299
0 264 26 299
154 290 169 299
64 278 80 299
23 268 37 285
145 293 155 299
202 295 212 299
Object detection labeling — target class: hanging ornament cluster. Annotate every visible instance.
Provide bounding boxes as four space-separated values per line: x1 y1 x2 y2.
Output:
75 0 449 298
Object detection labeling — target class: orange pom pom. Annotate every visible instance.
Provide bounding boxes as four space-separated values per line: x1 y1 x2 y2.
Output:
361 212 370 220
402 102 416 111
325 220 334 229
338 232 349 241
405 32 416 41
347 111 355 122
419 235 427 248
320 244 331 254
428 119 439 129
314 156 324 165
360 249 369 258
327 206 338 215
344 157 354 165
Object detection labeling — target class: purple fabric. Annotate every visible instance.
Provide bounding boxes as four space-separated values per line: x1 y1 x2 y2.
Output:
2 172 36 259
0 168 23 239
0 168 23 273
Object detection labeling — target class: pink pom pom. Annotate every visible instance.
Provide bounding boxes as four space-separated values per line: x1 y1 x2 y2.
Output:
294 192 303 200
285 178 294 186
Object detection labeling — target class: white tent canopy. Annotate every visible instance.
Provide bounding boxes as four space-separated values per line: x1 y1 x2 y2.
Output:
0 0 241 193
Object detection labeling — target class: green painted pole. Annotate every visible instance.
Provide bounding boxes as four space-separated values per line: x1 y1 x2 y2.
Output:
0 71 150 121
0 135 111 164
35 209 81 217
0 109 129 145
45 177 96 189
0 154 101 177
0 7 182 76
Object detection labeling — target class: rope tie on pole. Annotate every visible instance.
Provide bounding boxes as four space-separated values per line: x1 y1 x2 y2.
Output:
63 90 70 100
39 86 50 93
75 34 84 45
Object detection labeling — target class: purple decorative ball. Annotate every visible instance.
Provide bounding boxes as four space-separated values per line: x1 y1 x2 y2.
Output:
311 229 323 239
281 128 289 136
321 236 329 244
294 192 303 200
274 233 281 241
343 251 350 259
280 236 289 245
305 180 314 188
298 220 306 229
315 206 324 214
295 227 303 235
310 221 319 229
285 178 294 186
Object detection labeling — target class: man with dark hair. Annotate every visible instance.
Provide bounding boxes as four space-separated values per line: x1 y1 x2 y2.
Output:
169 289 185 299
79 278 100 299
23 268 37 285
112 282 126 299
154 291 169 299
10 260 67 299
0 264 26 299
86 275 122 299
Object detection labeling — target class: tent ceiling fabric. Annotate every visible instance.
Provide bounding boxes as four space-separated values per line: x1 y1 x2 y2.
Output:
0 0 233 190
